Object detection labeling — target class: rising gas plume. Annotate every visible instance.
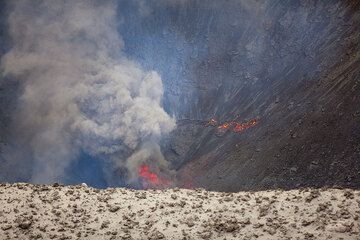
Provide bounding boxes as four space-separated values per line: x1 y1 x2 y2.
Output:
0 0 175 185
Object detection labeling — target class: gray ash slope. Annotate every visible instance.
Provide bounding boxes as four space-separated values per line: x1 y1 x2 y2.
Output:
149 0 360 191
1 183 360 239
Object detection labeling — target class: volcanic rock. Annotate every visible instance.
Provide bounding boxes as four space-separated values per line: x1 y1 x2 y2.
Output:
109 205 121 213
18 220 32 229
0 184 359 239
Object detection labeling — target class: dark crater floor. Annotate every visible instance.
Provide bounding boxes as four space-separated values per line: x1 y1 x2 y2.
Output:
155 0 360 191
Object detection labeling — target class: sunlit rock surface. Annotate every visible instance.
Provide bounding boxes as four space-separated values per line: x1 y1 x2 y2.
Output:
0 183 360 239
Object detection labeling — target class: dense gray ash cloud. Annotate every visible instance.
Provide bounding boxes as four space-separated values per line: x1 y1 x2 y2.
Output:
0 0 175 184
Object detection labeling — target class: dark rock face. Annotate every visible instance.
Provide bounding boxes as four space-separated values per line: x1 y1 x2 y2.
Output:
146 0 360 191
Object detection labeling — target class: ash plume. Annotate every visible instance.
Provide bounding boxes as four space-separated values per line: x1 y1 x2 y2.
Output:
0 0 175 184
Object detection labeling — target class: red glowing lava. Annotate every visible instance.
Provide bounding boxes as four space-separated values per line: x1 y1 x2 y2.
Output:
206 117 259 134
139 164 160 185
217 122 232 131
138 164 170 188
233 119 259 132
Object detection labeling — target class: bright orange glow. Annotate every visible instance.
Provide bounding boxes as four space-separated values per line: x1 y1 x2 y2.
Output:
233 119 258 132
138 164 170 188
207 117 259 133
217 122 232 130
139 164 160 185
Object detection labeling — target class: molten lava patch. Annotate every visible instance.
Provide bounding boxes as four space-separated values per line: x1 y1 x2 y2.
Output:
217 122 232 131
138 164 170 189
139 165 160 185
233 119 259 132
207 118 259 134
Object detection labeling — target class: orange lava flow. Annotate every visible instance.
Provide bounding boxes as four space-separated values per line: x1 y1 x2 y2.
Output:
139 164 160 185
138 164 171 188
233 119 259 132
217 122 232 130
206 117 259 133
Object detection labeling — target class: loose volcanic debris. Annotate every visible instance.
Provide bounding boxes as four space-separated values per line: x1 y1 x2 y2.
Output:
0 183 359 239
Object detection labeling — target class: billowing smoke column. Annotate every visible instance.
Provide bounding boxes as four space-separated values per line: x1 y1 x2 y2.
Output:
1 0 175 185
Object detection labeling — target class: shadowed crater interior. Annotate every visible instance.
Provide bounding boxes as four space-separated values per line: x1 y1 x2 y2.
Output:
118 0 360 191
1 0 360 191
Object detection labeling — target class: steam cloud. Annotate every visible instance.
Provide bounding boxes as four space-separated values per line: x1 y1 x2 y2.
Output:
1 0 175 184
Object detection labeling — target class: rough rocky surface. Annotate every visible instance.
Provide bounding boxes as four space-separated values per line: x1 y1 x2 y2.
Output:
1 183 360 239
156 0 360 191
1 0 360 191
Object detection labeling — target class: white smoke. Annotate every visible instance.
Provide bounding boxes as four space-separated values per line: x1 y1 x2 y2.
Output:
1 0 175 184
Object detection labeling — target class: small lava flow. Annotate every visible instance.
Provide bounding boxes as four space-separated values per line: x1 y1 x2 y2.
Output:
138 164 171 189
206 118 259 134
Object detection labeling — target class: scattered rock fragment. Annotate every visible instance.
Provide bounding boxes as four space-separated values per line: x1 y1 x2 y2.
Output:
1 225 12 231
109 205 121 213
101 220 110 229
18 220 32 230
305 189 320 203
148 230 165 240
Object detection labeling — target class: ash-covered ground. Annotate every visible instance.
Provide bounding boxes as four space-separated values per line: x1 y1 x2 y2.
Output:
1 183 360 240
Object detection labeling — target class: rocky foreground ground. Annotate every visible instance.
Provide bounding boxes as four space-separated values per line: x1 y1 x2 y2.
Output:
0 183 359 239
